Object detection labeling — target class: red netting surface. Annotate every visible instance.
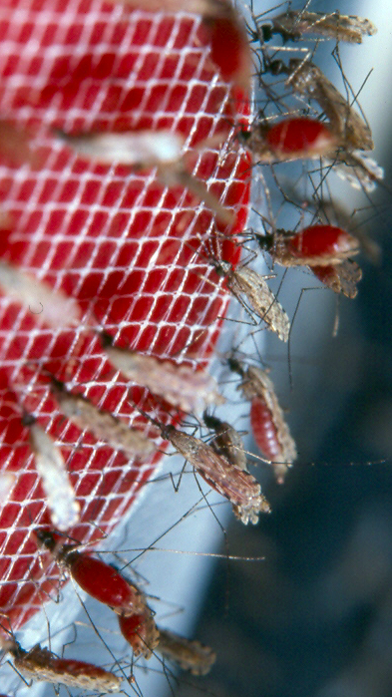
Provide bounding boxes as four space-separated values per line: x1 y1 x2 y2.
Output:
0 0 251 633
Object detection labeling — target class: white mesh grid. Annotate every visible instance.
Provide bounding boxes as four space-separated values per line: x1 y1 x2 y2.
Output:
0 0 252 668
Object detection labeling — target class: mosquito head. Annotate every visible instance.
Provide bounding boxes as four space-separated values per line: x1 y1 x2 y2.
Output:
227 357 244 378
203 411 222 430
99 330 115 349
21 410 36 428
269 59 286 75
48 374 66 396
258 22 273 43
35 527 57 553
160 423 175 441
255 232 275 252
215 259 231 277
237 129 252 146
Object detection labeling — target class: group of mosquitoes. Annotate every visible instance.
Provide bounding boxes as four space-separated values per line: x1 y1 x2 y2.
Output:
0 0 382 694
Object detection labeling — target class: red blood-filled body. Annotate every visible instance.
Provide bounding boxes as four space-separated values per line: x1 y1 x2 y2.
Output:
12 643 121 690
312 262 361 299
119 612 145 645
207 14 251 88
119 610 159 658
250 397 282 461
266 117 335 156
288 225 353 259
67 552 141 614
313 264 334 283
42 658 112 680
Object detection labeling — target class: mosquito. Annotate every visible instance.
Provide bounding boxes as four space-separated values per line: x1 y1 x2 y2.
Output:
239 115 338 163
100 333 225 416
256 9 377 45
35 528 150 618
211 258 290 341
1 636 121 691
23 413 80 532
286 58 373 152
56 128 234 226
105 0 252 88
130 400 270 524
50 377 156 459
160 423 270 524
256 224 360 267
240 58 377 177
240 50 382 191
285 58 382 191
203 411 247 470
253 224 362 299
229 359 297 484
0 260 82 330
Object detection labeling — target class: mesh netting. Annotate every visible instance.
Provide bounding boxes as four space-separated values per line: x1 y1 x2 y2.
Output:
0 0 251 634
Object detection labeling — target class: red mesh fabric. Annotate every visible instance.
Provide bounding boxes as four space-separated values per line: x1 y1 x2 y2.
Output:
0 0 251 631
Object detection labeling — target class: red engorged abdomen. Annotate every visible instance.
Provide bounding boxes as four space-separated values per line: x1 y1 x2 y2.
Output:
266 117 334 155
208 15 250 89
312 264 335 284
119 612 145 642
250 397 281 461
118 610 157 657
288 225 349 258
48 658 110 679
67 553 139 612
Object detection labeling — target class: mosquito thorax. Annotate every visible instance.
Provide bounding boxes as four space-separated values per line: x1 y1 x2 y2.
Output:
203 412 222 430
237 129 252 145
160 423 175 440
227 357 245 378
21 411 36 428
269 59 286 75
255 232 275 252
35 528 58 554
259 23 273 43
99 330 115 348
